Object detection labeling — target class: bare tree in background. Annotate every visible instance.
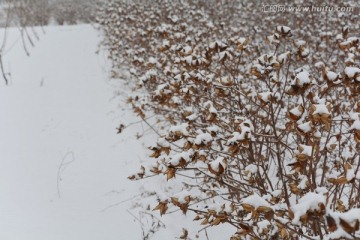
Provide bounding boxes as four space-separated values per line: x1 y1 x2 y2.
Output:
0 0 98 85
0 0 43 85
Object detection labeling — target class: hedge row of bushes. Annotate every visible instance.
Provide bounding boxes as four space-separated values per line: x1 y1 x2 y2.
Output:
98 1 360 239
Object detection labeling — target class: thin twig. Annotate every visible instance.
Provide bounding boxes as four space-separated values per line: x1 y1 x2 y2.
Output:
57 151 75 199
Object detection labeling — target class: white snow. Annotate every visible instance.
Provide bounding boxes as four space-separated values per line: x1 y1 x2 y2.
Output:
245 164 258 174
148 56 157 64
298 176 308 190
276 26 291 34
194 132 213 145
298 144 313 156
226 130 249 144
169 123 189 136
209 156 226 172
289 105 303 117
346 168 355 181
294 70 311 87
157 137 171 148
291 192 326 225
181 45 192 55
209 40 227 49
219 51 233 61
325 208 360 239
207 125 219 133
326 71 339 81
237 37 247 45
297 121 312 133
258 91 273 102
312 104 330 115
344 66 360 81
241 193 271 209
349 119 360 131
294 39 306 48
340 37 360 48
168 149 194 166
315 61 325 68
277 51 290 63
183 55 193 65
257 220 270 234
186 113 198 121
0 24 152 240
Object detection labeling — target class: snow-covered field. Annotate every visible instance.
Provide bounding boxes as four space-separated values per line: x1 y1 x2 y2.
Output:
0 24 151 240
0 24 233 240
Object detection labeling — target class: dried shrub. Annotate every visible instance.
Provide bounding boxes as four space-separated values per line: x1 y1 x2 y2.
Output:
98 0 360 239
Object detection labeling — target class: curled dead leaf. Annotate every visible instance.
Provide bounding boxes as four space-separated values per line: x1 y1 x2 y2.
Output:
153 201 168 216
166 167 176 180
241 204 254 212
326 215 337 232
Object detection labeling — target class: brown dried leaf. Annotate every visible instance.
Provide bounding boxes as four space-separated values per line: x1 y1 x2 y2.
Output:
211 217 222 226
257 206 273 213
150 149 162 158
153 201 168 216
179 228 188 239
208 162 225 176
355 220 360 231
200 217 209 225
280 228 288 239
340 218 355 234
264 210 275 221
242 204 254 212
251 210 259 220
328 176 348 185
288 105 304 121
288 208 294 220
239 223 252 233
326 215 337 232
166 167 176 180
300 213 309 224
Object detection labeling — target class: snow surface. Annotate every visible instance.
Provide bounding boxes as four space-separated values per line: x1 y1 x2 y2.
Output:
0 24 149 240
312 103 330 115
297 121 312 133
291 192 326 225
0 24 234 240
294 70 311 87
326 70 338 81
241 193 271 209
344 66 360 80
